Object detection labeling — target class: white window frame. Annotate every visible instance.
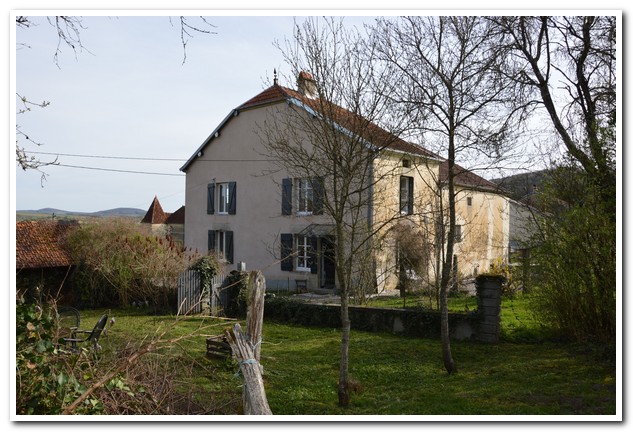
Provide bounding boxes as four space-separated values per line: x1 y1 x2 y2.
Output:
297 178 314 216
216 230 227 260
400 176 413 215
217 183 230 215
296 235 311 271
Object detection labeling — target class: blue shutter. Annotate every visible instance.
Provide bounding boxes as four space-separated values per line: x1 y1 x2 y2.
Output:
282 178 293 215
228 182 237 215
407 177 414 215
309 236 318 274
312 177 324 215
280 233 294 271
208 230 216 253
226 231 234 264
207 183 215 214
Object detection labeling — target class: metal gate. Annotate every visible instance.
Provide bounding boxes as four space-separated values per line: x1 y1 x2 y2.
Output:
178 270 226 315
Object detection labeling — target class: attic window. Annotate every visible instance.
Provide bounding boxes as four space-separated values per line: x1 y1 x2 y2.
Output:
467 197 473 206
402 159 411 168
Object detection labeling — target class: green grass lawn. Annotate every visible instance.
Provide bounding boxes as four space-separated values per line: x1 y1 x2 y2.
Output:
78 297 616 416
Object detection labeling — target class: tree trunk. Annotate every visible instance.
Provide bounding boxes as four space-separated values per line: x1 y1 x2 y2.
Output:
224 270 271 415
246 270 266 364
225 324 272 415
338 283 351 407
440 134 457 375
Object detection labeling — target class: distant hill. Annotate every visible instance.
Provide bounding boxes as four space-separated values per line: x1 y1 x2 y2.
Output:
17 207 146 221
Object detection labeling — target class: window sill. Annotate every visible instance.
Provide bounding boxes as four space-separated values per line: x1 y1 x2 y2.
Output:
296 211 313 217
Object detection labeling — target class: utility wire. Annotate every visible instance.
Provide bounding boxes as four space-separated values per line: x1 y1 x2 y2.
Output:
24 150 186 162
23 150 274 163
52 163 185 177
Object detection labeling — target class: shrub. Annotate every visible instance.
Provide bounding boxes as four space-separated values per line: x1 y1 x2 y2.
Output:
15 295 103 414
65 218 198 311
529 171 616 347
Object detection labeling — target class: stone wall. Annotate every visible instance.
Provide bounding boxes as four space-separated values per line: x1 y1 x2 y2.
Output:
264 298 479 341
264 276 504 343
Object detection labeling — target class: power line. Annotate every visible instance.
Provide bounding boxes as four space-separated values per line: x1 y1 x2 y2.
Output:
52 163 185 177
24 150 186 162
23 150 275 163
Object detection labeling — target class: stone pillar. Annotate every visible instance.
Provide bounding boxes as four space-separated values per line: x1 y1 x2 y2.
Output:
476 275 504 343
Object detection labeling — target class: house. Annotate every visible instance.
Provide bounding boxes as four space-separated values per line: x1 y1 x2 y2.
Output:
140 196 185 245
15 219 79 301
181 72 513 292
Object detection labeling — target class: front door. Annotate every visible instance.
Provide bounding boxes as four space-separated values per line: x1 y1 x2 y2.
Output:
320 236 336 289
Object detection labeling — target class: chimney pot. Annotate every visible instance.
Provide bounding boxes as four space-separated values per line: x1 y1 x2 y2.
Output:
297 71 317 99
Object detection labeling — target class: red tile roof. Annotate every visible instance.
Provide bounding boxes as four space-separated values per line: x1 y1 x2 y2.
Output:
184 75 499 192
141 196 167 224
439 161 500 192
165 205 185 224
16 220 79 269
239 83 438 159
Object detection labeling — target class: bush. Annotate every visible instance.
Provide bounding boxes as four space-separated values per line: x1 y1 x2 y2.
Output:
222 271 248 317
15 295 103 414
65 218 198 311
530 177 616 347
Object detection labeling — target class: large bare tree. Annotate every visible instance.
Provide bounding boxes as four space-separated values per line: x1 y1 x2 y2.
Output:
260 17 411 407
491 16 616 212
371 16 525 374
490 16 617 344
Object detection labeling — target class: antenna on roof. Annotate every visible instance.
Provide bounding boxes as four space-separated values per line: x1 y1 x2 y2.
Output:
273 68 278 86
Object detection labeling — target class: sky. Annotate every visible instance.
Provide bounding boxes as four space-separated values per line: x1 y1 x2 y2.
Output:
14 14 319 213
11 4 627 216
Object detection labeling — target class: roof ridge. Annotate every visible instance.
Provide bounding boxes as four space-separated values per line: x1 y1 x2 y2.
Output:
141 196 167 224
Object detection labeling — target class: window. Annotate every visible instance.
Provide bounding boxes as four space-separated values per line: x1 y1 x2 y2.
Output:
455 224 463 243
208 230 234 263
297 179 313 214
280 233 318 274
400 176 414 215
402 159 411 168
467 196 473 207
281 177 324 216
296 235 311 271
207 182 236 215
218 183 230 214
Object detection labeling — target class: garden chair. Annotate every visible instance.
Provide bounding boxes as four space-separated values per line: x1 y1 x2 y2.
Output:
56 306 81 342
61 314 109 352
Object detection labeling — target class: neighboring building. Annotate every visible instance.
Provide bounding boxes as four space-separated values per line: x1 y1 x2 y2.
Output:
140 196 185 244
181 72 513 292
16 220 79 301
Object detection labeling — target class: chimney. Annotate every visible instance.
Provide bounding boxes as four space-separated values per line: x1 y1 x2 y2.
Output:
297 71 317 99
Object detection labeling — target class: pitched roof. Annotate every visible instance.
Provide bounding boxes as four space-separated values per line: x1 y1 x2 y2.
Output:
141 196 167 224
16 220 79 269
165 205 185 224
439 161 500 192
239 83 439 159
182 77 498 194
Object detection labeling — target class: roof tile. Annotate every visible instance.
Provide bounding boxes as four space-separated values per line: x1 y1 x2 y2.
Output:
141 196 167 224
16 220 78 269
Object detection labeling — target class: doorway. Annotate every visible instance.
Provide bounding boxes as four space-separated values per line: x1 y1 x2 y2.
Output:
320 236 336 289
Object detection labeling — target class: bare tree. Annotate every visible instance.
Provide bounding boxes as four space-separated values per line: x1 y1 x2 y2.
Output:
490 16 617 344
372 16 525 374
260 17 411 407
491 16 616 212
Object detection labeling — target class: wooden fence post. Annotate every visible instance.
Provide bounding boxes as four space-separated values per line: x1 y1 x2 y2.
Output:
225 270 271 415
